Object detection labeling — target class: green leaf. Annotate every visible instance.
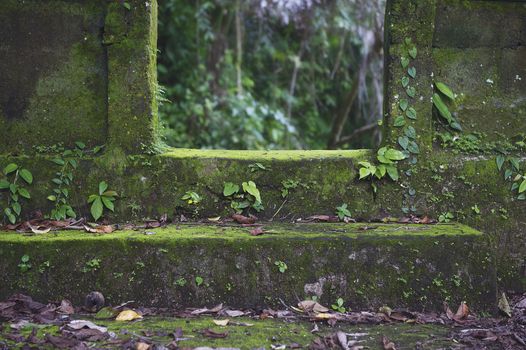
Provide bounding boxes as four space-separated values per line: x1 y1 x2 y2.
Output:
3 163 18 175
47 195 57 202
408 46 417 59
52 178 62 185
386 166 399 181
450 121 462 131
435 82 455 100
102 196 115 212
496 156 505 171
359 167 371 179
404 126 416 139
0 180 9 189
401 76 409 88
223 182 240 197
242 181 261 203
432 93 452 123
406 86 416 98
385 149 407 161
398 136 409 150
75 141 86 150
399 99 408 111
404 37 412 46
19 169 33 184
51 158 65 166
12 202 21 216
394 116 406 127
408 67 416 79
509 158 520 172
88 194 98 203
90 197 104 221
401 57 410 68
406 107 417 120
123 2 131 10
102 190 118 198
98 181 108 196
519 179 526 194
408 141 420 154
69 159 78 169
18 188 30 199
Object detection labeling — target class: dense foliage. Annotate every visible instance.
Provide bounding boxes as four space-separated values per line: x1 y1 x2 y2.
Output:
158 0 385 150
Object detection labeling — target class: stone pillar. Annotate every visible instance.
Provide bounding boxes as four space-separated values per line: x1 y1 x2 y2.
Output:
0 0 158 155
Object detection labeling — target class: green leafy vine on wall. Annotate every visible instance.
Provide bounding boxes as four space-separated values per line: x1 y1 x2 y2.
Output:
0 164 33 224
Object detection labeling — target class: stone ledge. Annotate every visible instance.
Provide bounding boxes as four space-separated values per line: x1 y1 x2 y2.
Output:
0 223 496 312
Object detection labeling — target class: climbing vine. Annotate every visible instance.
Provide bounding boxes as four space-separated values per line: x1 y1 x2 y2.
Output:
0 164 33 224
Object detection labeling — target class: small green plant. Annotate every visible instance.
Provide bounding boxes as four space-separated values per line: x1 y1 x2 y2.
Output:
181 191 201 205
47 142 87 220
335 204 352 221
281 179 299 198
248 163 269 172
497 155 526 200
358 147 407 193
82 258 101 273
223 181 263 213
331 298 346 313
274 260 287 273
18 254 31 273
88 182 118 221
38 261 51 274
175 277 187 287
195 276 204 286
0 163 33 224
432 82 461 131
471 205 481 215
438 212 454 223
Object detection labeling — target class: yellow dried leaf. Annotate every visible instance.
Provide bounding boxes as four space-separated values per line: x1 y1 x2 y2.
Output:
135 342 150 350
116 310 142 321
213 319 229 326
314 313 334 320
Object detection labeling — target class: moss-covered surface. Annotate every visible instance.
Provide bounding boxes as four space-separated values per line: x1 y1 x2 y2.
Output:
0 315 457 349
0 223 496 312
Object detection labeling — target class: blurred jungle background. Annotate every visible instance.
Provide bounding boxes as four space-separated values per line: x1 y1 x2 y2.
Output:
157 0 386 150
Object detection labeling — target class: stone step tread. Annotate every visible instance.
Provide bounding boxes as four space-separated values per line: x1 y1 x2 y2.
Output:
0 222 482 243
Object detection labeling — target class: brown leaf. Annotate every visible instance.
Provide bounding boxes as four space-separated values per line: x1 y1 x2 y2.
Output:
249 227 265 236
298 300 329 313
83 225 114 234
382 336 397 350
200 328 228 338
58 299 74 314
191 303 223 315
454 301 469 321
304 215 339 223
232 214 256 225
136 342 151 350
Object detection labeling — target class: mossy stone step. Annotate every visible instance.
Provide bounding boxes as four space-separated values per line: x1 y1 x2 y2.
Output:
0 223 495 312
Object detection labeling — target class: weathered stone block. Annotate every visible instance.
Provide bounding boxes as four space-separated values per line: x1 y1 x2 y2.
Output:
0 0 158 155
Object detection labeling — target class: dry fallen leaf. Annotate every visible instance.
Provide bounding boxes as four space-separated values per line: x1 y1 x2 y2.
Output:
58 299 74 314
207 217 221 222
136 342 150 350
232 214 256 225
249 227 265 236
116 309 142 321
213 319 229 326
498 292 512 317
382 336 397 350
65 320 107 333
225 310 244 317
298 300 329 313
454 301 469 321
29 225 51 234
84 225 114 234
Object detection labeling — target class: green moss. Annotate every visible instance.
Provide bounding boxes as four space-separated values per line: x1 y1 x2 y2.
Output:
0 222 495 312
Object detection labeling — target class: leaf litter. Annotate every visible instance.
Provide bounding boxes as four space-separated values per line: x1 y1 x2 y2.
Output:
1 293 526 349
